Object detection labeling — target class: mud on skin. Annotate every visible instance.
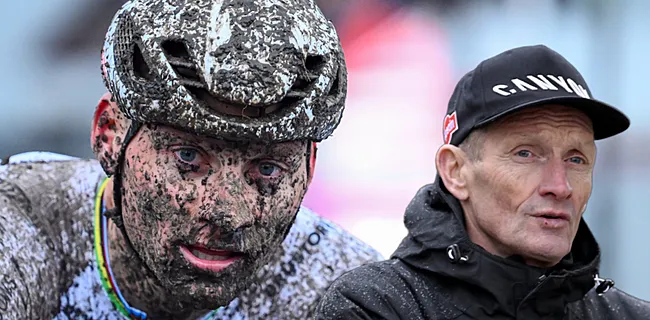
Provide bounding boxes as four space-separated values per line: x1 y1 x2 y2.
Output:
107 124 309 317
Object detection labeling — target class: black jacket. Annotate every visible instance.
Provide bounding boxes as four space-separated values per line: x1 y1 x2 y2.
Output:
316 179 650 319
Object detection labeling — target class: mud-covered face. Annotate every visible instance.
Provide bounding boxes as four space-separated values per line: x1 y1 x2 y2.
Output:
119 124 309 309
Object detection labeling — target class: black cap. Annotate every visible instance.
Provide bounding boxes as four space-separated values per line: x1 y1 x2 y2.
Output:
442 45 630 146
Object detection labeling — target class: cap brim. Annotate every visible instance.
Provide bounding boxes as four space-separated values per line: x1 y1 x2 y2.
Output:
476 96 630 140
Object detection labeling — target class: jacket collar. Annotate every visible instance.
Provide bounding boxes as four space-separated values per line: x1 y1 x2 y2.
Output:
391 177 603 317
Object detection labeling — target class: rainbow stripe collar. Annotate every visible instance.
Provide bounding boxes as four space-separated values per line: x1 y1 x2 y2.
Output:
93 177 219 320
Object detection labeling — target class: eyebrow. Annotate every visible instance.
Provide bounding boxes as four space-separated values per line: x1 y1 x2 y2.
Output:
571 141 597 155
258 142 304 158
149 129 224 154
153 129 203 144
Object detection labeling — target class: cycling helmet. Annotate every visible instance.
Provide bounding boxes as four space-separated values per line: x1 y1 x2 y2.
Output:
101 0 347 142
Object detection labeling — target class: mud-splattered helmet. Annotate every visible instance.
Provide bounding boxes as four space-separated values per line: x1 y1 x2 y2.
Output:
101 0 347 143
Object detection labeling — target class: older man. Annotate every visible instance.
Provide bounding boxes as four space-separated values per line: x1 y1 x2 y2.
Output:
316 45 650 319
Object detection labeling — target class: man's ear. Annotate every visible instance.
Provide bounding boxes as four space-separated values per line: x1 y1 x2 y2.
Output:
91 92 131 175
435 145 470 201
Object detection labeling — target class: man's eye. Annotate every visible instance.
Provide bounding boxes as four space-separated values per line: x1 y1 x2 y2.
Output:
515 150 533 158
174 148 199 164
568 157 586 164
258 162 280 177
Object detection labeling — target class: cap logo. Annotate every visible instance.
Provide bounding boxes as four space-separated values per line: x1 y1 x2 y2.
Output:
443 111 459 144
492 74 590 98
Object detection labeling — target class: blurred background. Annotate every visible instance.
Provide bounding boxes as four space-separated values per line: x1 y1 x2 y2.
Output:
1 0 649 299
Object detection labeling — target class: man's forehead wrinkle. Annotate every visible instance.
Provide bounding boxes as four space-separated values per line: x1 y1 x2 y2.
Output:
491 129 595 149
147 126 232 149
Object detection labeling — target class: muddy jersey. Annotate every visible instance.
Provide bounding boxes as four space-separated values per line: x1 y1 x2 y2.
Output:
0 152 383 320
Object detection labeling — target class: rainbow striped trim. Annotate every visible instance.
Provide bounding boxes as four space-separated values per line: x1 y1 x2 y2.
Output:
93 177 221 320
94 177 147 319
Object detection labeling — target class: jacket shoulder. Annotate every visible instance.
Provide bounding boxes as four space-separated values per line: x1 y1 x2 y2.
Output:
323 259 413 300
317 259 461 320
0 152 107 318
0 151 105 216
292 207 385 262
571 287 650 319
1 151 81 164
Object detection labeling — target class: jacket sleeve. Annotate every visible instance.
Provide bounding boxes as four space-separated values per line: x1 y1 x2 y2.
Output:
0 181 61 319
573 287 650 319
314 263 409 320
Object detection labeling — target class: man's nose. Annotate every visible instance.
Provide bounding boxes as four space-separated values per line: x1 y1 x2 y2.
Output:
538 158 573 200
199 170 255 229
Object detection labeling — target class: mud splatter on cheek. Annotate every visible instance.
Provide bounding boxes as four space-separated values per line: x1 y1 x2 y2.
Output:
186 183 198 202
287 156 304 173
177 163 201 178
289 175 307 190
200 168 215 186
254 178 282 196
156 222 174 255
154 157 164 169
122 188 199 293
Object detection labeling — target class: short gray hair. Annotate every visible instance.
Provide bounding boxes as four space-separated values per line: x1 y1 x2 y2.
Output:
458 127 487 161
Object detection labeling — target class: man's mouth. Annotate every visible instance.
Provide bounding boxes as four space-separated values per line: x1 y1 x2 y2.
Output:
531 210 571 228
533 211 570 221
180 245 244 273
190 246 236 261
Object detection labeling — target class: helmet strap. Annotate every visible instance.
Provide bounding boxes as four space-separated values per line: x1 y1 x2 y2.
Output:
278 140 317 242
106 121 147 264
307 141 317 184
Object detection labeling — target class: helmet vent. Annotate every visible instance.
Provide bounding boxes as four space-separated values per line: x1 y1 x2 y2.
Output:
133 42 154 81
325 64 342 106
305 55 326 72
191 90 287 118
162 40 190 59
328 66 340 97
161 40 205 88
160 40 285 118
283 54 325 102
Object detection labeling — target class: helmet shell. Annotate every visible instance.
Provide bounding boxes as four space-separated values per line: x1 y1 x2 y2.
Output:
101 0 347 142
